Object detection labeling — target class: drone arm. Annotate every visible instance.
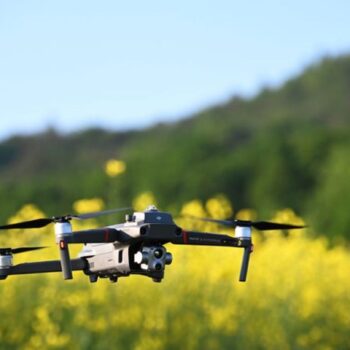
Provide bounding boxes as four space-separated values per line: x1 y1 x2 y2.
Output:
169 230 253 282
170 230 245 247
4 258 87 276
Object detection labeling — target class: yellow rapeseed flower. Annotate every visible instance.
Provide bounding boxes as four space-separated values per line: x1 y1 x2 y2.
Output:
132 191 157 212
8 203 45 224
235 208 257 221
205 194 233 219
73 198 105 214
105 159 126 177
180 199 207 217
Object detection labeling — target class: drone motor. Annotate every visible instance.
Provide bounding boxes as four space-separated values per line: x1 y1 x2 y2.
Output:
0 253 12 269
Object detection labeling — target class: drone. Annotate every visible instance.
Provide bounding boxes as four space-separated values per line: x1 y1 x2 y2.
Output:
0 205 304 283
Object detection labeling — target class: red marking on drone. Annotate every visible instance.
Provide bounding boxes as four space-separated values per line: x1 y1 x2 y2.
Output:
182 230 189 244
59 240 66 249
104 229 110 242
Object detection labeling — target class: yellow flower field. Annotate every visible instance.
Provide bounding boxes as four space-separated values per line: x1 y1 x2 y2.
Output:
0 196 349 349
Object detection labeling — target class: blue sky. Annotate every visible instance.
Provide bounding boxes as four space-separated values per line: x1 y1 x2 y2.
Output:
0 1 349 140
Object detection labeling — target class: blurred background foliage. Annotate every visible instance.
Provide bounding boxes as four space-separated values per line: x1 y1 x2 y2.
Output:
0 55 349 241
0 54 349 349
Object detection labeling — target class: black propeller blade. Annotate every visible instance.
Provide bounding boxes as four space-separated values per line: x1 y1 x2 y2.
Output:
0 246 46 254
247 221 305 230
0 207 132 230
0 218 54 230
184 215 305 230
70 207 132 220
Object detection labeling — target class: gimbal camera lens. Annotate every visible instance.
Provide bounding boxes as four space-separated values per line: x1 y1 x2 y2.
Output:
153 248 163 259
155 262 163 271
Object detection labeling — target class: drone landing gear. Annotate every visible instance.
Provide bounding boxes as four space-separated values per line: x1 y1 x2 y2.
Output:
88 274 98 283
87 273 118 284
109 275 118 283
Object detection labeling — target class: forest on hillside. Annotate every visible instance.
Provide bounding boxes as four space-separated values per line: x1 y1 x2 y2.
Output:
0 54 349 242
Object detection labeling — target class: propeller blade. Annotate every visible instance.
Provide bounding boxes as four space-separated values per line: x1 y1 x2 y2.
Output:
183 215 306 231
183 215 234 226
251 221 305 230
0 246 47 254
70 207 133 220
0 207 132 230
0 218 53 230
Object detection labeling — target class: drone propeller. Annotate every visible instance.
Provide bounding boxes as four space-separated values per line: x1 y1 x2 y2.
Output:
0 246 46 254
184 215 305 230
0 207 132 230
183 215 304 282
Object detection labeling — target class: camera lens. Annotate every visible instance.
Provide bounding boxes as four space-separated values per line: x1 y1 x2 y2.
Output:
155 263 163 271
154 249 163 259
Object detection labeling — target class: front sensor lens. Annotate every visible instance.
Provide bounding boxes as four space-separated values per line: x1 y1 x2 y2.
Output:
154 249 163 259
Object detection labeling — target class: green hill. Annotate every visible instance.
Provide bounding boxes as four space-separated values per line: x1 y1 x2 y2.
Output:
0 55 349 240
